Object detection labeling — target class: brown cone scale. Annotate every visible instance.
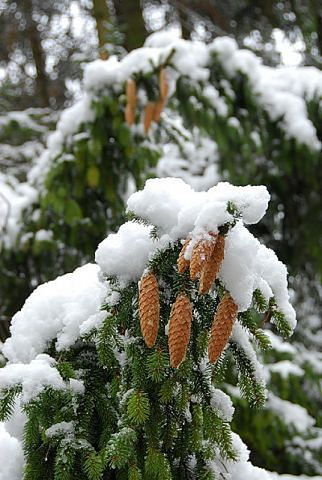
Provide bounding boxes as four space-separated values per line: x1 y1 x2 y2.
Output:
153 97 166 123
144 102 155 134
139 272 160 348
159 68 169 100
208 294 238 364
125 104 135 126
177 238 191 274
168 293 192 368
199 234 225 294
190 237 216 281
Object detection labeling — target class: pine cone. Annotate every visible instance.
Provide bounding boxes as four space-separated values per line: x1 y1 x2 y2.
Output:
159 68 169 100
190 237 216 281
199 234 225 294
168 293 192 368
139 272 160 348
177 238 191 274
126 78 137 108
208 294 238 364
125 104 135 126
153 97 166 123
144 102 155 134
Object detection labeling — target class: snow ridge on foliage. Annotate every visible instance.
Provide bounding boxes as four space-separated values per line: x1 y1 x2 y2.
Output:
3 264 107 363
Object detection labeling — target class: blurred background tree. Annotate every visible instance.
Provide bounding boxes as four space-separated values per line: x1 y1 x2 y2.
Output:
1 0 321 112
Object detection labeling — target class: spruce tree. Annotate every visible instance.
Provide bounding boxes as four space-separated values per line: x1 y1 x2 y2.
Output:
0 32 321 475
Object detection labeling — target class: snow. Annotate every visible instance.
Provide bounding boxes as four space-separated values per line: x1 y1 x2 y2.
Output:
34 229 53 242
265 331 296 354
209 386 234 422
231 322 266 387
266 393 315 432
57 93 95 137
127 178 269 239
3 400 26 442
2 264 107 363
267 360 304 379
0 354 65 403
0 424 24 480
0 173 38 248
209 36 321 150
69 378 85 395
95 222 159 283
45 421 74 438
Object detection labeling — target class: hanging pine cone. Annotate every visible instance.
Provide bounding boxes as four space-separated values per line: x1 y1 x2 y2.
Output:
153 97 166 123
144 102 155 134
199 234 225 294
168 293 192 368
208 293 238 364
159 68 169 100
190 237 216 281
126 78 137 108
177 238 191 274
139 272 160 348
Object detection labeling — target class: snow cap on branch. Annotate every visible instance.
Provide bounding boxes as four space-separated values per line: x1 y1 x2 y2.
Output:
97 178 295 330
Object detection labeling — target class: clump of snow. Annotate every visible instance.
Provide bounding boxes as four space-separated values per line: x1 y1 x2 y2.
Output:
3 264 107 363
96 222 159 283
127 178 196 235
0 424 24 480
127 178 269 239
69 378 85 395
45 421 74 439
0 354 65 403
209 386 234 422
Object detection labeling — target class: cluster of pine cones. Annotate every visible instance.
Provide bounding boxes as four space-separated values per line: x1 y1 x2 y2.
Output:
139 233 238 368
124 68 169 134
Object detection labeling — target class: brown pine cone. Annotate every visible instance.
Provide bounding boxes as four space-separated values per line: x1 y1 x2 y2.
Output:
168 293 192 368
190 237 216 281
177 238 191 274
126 78 137 108
199 234 225 294
153 97 166 123
125 104 135 126
144 102 155 134
159 68 169 100
208 294 238 364
139 272 160 348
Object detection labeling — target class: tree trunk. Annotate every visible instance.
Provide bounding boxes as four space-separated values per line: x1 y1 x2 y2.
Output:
114 0 147 51
92 0 110 59
22 0 50 107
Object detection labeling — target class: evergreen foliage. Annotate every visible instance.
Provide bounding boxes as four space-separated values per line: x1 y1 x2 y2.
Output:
0 186 296 478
